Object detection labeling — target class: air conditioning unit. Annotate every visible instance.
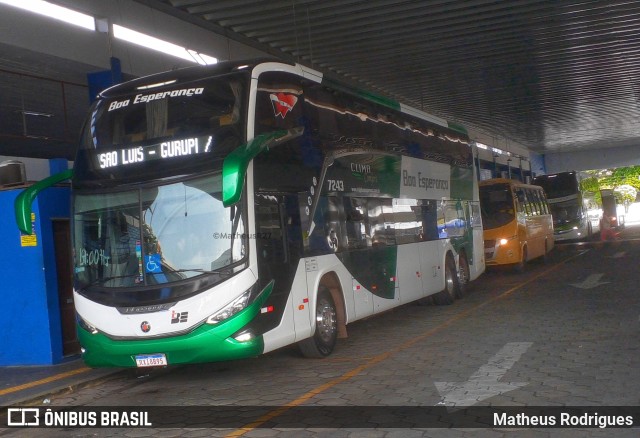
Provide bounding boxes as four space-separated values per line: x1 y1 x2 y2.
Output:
0 160 26 187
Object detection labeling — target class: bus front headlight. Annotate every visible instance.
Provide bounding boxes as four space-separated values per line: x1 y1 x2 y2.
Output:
498 236 517 246
77 314 99 335
206 289 253 325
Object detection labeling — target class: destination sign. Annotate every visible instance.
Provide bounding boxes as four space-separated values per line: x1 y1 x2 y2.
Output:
96 136 212 169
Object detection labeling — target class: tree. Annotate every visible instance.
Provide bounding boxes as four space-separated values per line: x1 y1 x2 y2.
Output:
597 166 640 192
614 184 637 212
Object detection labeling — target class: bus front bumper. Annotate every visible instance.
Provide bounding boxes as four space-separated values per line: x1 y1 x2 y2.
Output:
554 227 584 241
484 237 521 266
78 281 274 368
78 320 265 368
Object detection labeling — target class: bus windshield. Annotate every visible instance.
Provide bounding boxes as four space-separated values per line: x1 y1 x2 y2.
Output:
479 183 515 229
73 172 246 289
549 202 580 226
534 173 578 198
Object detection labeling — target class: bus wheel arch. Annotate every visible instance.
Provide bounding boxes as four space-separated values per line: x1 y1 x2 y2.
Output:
319 272 347 339
516 244 528 273
298 272 345 358
542 238 551 264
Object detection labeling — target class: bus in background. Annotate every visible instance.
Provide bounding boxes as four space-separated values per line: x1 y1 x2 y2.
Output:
533 171 601 241
480 178 554 272
15 59 484 368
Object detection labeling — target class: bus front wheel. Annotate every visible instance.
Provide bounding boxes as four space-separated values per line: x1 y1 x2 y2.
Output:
299 287 338 358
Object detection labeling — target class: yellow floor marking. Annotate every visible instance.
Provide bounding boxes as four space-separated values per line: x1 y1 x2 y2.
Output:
0 366 91 397
226 250 588 437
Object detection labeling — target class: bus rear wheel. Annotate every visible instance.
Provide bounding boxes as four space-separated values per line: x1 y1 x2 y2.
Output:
456 252 470 298
433 254 457 305
298 287 338 358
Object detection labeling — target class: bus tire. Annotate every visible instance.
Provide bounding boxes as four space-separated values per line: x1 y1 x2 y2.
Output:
433 254 457 305
298 287 338 358
456 252 470 298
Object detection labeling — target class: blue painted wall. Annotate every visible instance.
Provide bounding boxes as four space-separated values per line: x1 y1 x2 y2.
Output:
0 186 70 365
529 152 546 177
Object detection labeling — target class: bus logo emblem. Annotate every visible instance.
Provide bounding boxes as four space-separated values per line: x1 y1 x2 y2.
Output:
141 321 151 333
171 311 188 324
270 93 297 118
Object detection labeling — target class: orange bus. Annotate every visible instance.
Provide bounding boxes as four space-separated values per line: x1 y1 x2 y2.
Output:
479 178 554 271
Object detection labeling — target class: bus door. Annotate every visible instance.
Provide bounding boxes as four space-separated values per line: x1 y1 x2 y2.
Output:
255 193 307 342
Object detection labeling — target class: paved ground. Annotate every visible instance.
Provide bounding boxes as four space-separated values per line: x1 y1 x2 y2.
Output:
2 225 640 437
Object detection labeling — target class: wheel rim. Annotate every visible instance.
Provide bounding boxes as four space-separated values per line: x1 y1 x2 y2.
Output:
316 296 337 343
458 257 469 286
445 261 455 297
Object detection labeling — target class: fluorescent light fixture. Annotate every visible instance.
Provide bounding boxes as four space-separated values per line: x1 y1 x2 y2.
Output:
113 24 217 65
0 0 95 31
199 54 218 65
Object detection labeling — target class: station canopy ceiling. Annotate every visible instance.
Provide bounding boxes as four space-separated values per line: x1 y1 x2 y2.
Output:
3 0 640 159
141 0 640 156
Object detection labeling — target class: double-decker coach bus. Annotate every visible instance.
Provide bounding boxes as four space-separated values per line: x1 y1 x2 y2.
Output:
533 171 601 241
15 60 484 368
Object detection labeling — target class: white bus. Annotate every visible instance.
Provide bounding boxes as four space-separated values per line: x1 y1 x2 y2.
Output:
533 171 601 241
16 60 484 367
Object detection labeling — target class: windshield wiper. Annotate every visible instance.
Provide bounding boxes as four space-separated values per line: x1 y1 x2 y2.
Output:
168 268 217 274
84 274 138 288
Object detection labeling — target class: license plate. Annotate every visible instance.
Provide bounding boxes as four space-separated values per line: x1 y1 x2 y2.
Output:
135 353 167 367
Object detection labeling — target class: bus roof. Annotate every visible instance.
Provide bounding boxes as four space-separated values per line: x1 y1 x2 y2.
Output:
98 59 468 137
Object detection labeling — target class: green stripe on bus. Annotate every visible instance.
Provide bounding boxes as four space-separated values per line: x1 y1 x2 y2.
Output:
338 246 398 299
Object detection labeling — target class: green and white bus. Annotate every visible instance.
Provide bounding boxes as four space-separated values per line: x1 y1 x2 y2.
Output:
16 60 484 368
533 171 601 241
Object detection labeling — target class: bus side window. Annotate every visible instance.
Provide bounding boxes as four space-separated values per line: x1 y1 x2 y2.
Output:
392 199 421 244
516 188 531 216
308 196 345 254
368 198 394 246
529 189 542 216
469 201 483 228
344 197 369 249
442 200 466 237
539 190 549 214
420 200 440 241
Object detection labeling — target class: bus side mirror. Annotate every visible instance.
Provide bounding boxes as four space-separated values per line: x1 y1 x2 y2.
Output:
14 169 73 234
222 127 304 207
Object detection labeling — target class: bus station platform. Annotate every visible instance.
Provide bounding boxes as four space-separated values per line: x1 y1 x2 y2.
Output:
0 358 120 407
